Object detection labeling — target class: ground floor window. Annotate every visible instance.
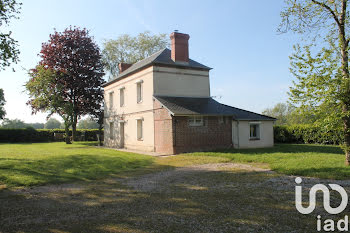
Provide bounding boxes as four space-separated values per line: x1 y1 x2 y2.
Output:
110 122 114 139
137 119 143 140
188 116 203 126
249 123 260 140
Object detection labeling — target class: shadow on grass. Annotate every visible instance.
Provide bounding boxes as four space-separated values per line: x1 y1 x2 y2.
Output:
0 154 154 187
215 144 344 155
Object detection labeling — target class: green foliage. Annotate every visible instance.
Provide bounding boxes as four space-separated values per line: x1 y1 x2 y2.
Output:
1 118 27 128
0 142 153 187
77 118 99 129
273 124 343 145
0 0 21 69
44 117 61 129
27 122 44 129
0 128 103 143
280 0 350 162
0 88 5 119
102 31 169 78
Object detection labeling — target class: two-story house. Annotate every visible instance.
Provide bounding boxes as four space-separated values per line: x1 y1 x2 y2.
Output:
103 31 276 154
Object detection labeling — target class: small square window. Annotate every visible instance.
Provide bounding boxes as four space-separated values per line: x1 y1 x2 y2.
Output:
188 116 203 126
250 123 260 140
218 116 224 124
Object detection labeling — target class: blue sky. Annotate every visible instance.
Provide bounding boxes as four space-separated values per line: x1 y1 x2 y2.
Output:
1 0 299 123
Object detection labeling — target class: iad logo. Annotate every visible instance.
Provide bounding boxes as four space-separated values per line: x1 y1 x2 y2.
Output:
295 177 348 215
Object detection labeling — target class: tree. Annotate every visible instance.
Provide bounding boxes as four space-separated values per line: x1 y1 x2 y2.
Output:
27 27 105 142
0 88 5 119
26 65 74 144
1 118 27 128
0 0 21 70
27 122 44 129
44 118 61 129
102 31 169 78
280 0 350 165
262 103 317 125
262 103 295 125
77 118 99 129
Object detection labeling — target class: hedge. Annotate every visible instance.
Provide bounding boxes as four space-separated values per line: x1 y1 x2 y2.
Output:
0 129 103 143
274 125 343 145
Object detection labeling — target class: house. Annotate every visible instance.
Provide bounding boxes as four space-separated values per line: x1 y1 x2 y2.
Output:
102 31 276 154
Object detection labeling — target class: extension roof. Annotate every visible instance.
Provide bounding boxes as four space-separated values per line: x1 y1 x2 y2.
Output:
154 96 276 121
103 48 211 87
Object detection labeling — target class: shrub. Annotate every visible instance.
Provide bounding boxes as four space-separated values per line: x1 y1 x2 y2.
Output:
274 125 343 145
0 129 103 143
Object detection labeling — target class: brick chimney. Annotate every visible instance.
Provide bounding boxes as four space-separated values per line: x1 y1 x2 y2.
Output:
170 31 190 63
118 63 132 73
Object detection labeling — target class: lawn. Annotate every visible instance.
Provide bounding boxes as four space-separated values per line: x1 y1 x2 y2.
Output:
1 142 349 232
0 142 154 188
182 144 349 179
0 142 348 189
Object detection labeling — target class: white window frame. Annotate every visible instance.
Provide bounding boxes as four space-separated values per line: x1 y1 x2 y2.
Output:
110 121 114 139
109 91 114 110
188 116 204 126
137 118 143 140
119 87 125 107
249 122 261 140
136 80 143 103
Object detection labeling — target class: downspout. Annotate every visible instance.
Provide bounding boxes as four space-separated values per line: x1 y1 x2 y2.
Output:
237 120 240 149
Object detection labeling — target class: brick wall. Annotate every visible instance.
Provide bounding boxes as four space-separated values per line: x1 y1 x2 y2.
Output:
154 99 175 155
173 116 232 153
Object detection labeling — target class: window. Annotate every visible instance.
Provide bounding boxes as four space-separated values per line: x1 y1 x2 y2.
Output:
137 81 143 103
109 92 114 110
249 123 260 140
188 116 204 126
120 88 125 107
110 122 114 139
137 119 143 140
218 116 224 124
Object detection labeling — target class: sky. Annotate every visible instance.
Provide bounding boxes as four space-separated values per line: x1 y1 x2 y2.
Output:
0 0 300 123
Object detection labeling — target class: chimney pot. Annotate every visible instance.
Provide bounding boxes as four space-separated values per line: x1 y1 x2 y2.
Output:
170 32 190 63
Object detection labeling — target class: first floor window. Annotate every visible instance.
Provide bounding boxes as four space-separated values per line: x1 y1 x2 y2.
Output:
137 119 143 140
120 88 125 107
250 123 260 140
109 92 114 110
110 122 114 139
188 116 204 126
137 81 143 103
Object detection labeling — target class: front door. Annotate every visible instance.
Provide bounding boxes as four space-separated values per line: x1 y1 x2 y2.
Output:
120 122 125 148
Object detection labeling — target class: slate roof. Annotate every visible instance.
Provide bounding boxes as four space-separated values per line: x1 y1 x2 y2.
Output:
154 96 276 121
103 48 211 87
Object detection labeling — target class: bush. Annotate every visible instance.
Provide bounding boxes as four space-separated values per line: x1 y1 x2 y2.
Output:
0 129 103 143
274 125 343 145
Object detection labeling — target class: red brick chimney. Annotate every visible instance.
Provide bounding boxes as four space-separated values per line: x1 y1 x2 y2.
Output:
118 63 132 73
170 31 190 63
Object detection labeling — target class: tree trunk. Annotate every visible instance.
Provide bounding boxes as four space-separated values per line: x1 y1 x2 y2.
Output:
98 123 103 146
72 114 78 141
64 122 71 144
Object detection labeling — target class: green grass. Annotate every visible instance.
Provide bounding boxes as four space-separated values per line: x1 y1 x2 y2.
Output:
0 142 154 187
1 142 349 189
185 144 349 179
